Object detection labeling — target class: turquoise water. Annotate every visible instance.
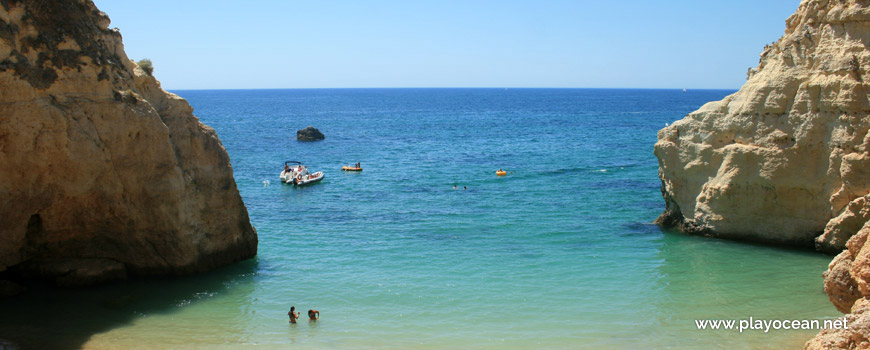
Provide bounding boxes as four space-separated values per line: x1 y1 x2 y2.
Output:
0 89 838 349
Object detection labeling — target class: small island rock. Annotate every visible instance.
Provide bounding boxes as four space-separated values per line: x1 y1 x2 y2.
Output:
297 126 325 141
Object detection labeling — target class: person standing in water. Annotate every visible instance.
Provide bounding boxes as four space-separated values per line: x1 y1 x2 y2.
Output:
288 306 300 324
308 309 320 320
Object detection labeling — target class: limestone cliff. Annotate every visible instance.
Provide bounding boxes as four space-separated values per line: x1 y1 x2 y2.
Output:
655 0 870 249
0 0 257 287
809 225 870 348
653 0 870 347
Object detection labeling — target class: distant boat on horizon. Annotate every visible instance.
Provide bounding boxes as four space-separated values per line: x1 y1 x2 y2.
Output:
682 88 687 92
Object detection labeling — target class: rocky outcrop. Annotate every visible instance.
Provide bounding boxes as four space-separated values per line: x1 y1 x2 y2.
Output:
810 225 870 348
806 298 870 349
818 195 870 254
297 126 325 141
824 248 862 314
654 0 870 347
0 0 257 286
654 0 870 248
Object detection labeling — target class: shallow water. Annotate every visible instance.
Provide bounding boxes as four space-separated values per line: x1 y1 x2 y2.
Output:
0 89 838 349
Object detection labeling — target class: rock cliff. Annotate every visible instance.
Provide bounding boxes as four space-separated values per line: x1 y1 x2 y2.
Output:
810 225 870 348
654 0 870 347
0 0 257 287
655 0 870 249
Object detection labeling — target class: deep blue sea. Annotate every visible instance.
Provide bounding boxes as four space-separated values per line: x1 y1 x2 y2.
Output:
0 89 839 349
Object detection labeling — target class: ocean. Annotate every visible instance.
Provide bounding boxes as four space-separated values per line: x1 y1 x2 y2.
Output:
0 88 838 349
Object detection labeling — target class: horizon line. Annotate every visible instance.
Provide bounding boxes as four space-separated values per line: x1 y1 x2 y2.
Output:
166 86 740 92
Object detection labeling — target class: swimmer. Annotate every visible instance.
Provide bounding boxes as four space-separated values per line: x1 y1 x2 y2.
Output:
463 186 467 190
453 185 457 189
308 309 320 320
288 306 300 324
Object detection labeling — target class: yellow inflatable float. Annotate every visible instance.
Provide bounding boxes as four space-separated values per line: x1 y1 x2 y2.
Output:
496 169 507 176
342 166 363 171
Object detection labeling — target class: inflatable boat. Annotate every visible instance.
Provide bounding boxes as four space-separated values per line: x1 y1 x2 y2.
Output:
281 161 306 183
292 171 325 186
280 161 324 186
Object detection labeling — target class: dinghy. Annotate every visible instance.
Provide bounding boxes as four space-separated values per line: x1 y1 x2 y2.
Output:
293 171 325 186
280 161 306 183
280 161 325 186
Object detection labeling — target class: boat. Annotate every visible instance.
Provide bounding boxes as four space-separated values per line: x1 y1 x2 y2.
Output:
293 171 325 186
342 166 363 171
280 161 305 183
280 161 325 186
496 169 507 176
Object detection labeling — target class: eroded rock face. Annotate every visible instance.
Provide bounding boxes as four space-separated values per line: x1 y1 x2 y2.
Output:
0 0 257 286
824 248 862 313
654 0 870 247
653 1 870 346
818 195 870 254
806 298 870 349
810 225 870 348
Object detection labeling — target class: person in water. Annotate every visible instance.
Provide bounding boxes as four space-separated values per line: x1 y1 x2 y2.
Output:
453 185 457 189
288 306 300 324
463 186 467 190
308 309 320 320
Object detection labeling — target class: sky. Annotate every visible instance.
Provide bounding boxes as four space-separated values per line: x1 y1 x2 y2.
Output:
92 0 800 90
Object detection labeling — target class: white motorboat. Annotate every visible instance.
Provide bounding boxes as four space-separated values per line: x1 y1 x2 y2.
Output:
280 161 306 183
280 161 325 186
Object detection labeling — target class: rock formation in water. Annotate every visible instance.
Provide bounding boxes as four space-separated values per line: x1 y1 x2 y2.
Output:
297 126 325 141
0 0 257 288
654 0 870 250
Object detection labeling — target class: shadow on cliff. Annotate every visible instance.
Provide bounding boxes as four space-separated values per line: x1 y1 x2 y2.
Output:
0 258 259 350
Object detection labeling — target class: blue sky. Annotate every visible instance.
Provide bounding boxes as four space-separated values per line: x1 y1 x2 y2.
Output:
92 0 799 90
